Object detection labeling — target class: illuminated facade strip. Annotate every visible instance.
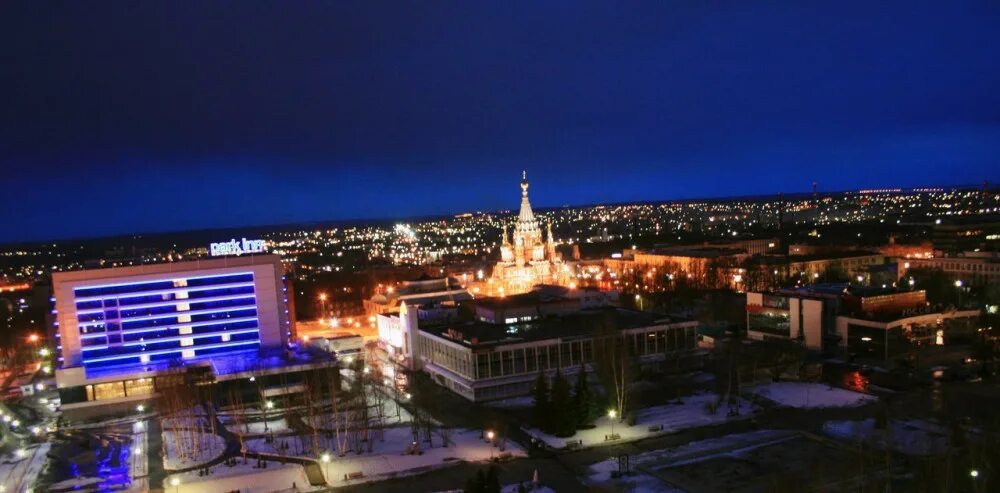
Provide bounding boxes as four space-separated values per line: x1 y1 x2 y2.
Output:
72 281 256 303
74 292 259 315
82 339 261 363
80 328 261 351
77 316 260 339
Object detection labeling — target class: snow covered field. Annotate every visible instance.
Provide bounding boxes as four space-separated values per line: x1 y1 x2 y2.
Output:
245 426 525 485
583 429 796 492
221 394 412 436
524 392 756 449
164 461 314 493
483 396 534 409
0 443 51 493
163 430 227 470
225 416 291 435
823 418 951 455
436 485 556 493
748 382 876 408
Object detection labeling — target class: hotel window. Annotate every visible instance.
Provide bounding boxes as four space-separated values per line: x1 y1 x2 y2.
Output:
90 381 126 401
125 378 154 396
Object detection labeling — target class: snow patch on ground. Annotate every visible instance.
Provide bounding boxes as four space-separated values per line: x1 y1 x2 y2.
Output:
165 460 315 493
436 485 556 493
583 429 795 492
224 416 291 435
0 443 52 493
162 430 227 470
245 426 525 485
748 382 876 408
524 392 755 449
484 396 535 409
823 418 951 455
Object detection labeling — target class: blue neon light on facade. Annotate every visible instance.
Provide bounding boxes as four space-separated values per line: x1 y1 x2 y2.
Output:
72 271 265 368
83 339 261 364
73 281 256 303
72 272 255 292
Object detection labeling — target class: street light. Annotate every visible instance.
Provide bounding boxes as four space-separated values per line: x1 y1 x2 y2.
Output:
136 404 145 413
608 409 617 436
970 469 979 478
486 430 495 460
956 280 964 307
265 400 275 410
321 452 331 481
170 477 180 493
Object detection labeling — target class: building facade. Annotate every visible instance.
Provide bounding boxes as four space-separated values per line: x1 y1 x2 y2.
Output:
379 298 699 402
52 255 294 417
905 254 1000 286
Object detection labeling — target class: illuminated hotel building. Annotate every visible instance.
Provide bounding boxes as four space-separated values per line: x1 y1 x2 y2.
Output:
52 254 294 417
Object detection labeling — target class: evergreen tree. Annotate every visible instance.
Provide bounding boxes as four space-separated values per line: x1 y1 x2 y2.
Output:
532 371 551 431
550 369 574 437
572 365 594 428
484 465 501 493
464 469 487 493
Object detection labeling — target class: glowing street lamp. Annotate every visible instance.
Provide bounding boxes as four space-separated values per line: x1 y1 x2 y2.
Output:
486 430 495 460
170 477 180 493
318 293 328 319
265 400 275 410
136 404 145 413
320 452 331 481
608 409 618 436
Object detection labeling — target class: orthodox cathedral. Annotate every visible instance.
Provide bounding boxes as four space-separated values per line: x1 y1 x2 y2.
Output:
490 172 570 294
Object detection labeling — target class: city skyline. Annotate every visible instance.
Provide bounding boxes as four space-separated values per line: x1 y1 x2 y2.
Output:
0 177 989 246
2 1 999 242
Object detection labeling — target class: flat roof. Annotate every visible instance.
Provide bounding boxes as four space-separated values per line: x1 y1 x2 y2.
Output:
420 307 691 347
642 247 746 258
52 254 282 283
471 290 574 309
80 346 334 381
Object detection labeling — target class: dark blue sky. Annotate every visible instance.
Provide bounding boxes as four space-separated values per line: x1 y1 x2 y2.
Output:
2 1 998 243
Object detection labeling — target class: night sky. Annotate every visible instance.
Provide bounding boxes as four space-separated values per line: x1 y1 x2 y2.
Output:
2 1 998 243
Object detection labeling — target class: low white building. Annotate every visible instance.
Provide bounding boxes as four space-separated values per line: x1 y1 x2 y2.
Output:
380 300 699 402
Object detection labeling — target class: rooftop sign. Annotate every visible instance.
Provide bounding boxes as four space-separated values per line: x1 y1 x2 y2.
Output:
210 238 267 257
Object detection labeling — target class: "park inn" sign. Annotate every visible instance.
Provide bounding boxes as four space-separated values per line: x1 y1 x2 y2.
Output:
210 238 267 257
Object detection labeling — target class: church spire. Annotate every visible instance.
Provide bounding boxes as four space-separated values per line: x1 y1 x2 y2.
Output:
517 170 536 230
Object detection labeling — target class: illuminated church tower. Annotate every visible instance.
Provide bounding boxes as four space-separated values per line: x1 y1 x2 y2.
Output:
492 172 567 294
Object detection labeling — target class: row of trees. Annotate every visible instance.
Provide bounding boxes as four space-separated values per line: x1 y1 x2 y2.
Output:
531 367 598 437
